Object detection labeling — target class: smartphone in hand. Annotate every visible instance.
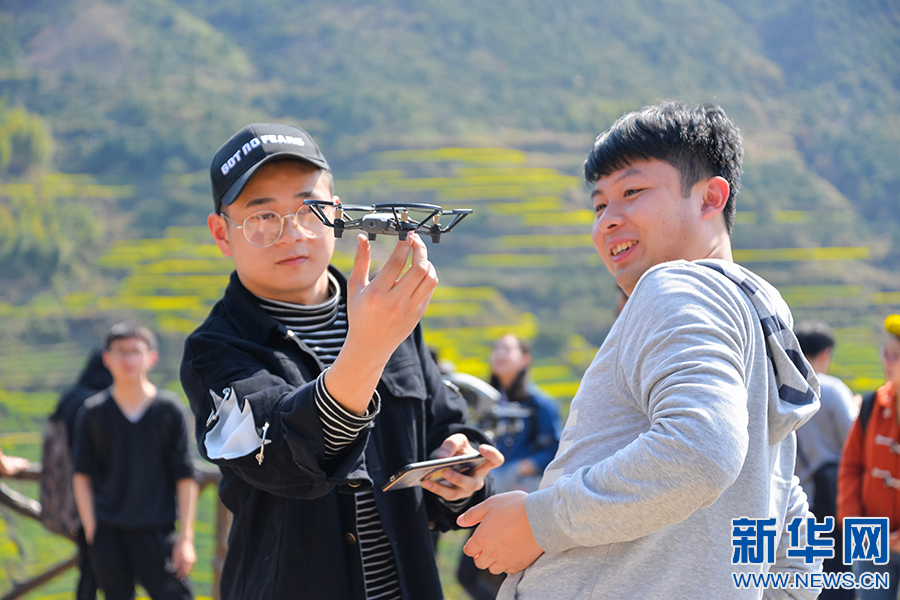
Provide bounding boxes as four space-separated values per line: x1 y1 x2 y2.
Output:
381 453 487 492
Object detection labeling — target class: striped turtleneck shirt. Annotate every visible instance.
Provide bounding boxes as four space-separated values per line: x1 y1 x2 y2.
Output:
256 273 403 600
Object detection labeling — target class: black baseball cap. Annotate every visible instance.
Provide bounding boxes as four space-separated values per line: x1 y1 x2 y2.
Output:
210 123 331 213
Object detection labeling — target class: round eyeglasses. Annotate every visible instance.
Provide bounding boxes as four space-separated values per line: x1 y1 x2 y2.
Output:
221 204 333 247
107 348 149 360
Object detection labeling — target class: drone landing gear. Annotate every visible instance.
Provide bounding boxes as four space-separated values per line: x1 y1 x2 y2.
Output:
368 232 377 241
399 231 408 242
334 221 344 238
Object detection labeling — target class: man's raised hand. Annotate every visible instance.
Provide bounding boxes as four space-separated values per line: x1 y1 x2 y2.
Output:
346 232 437 354
325 233 438 414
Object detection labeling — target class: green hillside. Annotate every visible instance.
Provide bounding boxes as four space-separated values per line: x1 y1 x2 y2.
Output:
0 0 899 597
3 0 899 231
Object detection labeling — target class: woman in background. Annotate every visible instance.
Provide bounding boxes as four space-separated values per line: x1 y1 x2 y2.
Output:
838 314 900 600
458 334 562 600
485 335 562 493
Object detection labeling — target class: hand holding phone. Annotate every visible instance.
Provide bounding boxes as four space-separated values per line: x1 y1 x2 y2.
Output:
381 453 488 492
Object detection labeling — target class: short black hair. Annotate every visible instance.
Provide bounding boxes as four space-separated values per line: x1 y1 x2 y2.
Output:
104 322 158 351
794 320 836 359
584 101 743 235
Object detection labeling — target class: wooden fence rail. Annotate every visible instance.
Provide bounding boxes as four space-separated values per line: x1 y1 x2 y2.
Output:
0 464 225 600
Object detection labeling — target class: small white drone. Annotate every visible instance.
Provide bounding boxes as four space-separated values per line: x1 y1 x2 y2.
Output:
304 201 473 243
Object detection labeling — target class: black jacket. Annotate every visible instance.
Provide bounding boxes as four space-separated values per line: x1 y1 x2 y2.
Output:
180 268 489 600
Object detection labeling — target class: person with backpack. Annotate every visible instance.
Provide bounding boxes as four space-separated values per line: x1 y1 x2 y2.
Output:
838 314 900 600
41 349 112 600
793 321 858 600
457 102 822 599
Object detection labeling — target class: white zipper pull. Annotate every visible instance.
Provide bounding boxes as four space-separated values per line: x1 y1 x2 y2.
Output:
256 422 270 466
206 387 231 427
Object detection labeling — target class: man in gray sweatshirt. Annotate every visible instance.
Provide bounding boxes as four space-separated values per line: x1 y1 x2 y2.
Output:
458 102 824 599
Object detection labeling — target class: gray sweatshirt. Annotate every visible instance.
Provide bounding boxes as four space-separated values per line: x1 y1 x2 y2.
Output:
500 260 821 600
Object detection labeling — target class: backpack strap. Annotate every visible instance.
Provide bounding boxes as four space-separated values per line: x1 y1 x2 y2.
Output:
859 391 878 434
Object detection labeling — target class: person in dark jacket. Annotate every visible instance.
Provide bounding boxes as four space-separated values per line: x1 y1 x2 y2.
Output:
53 351 114 447
180 123 503 600
48 349 112 600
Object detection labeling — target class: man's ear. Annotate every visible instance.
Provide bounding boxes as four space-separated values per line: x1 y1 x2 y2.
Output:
699 176 730 221
820 347 833 371
208 212 233 258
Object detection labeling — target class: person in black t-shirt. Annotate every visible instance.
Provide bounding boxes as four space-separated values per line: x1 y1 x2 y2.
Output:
72 323 198 600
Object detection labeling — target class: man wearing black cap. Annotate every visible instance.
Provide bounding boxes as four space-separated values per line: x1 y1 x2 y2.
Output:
180 123 502 600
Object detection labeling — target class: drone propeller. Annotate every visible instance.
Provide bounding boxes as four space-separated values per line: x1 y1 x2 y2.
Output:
371 202 443 211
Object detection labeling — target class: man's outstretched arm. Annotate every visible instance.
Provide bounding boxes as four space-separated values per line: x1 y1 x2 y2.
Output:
458 267 754 572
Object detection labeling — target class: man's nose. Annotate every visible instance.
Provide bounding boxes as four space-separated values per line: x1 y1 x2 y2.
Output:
597 203 624 231
279 214 309 242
